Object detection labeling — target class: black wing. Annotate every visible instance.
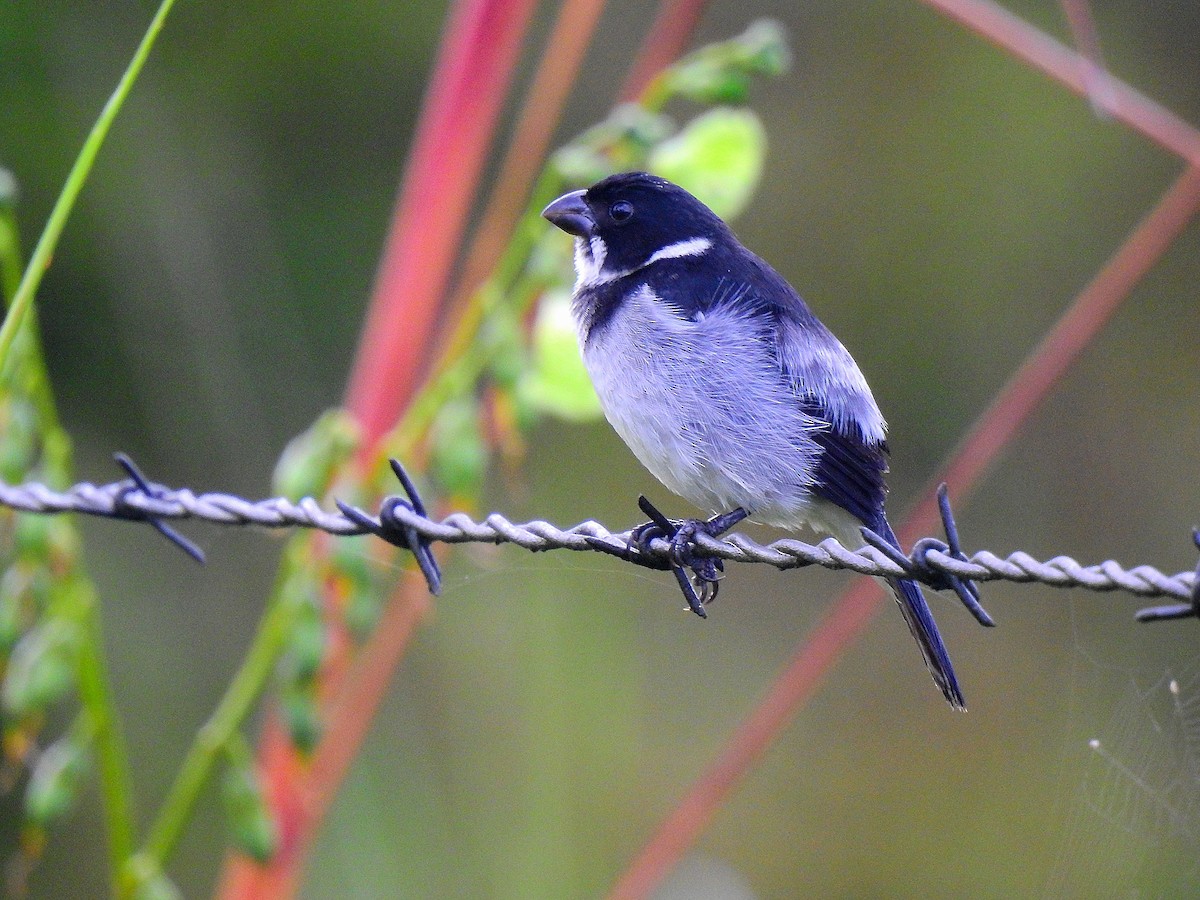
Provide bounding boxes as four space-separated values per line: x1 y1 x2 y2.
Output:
624 243 891 528
797 395 889 528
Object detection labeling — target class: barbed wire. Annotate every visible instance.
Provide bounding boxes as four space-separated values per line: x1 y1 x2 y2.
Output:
1 455 1197 622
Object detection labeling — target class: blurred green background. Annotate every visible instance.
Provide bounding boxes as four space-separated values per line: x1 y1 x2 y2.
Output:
4 0 1200 896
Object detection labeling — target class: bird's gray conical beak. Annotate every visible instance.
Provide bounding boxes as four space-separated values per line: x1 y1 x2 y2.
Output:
541 190 595 238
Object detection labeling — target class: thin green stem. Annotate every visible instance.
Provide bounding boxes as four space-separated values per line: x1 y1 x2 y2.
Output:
0 212 65 448
135 558 301 877
4 193 137 894
0 209 23 299
0 0 182 883
72 579 137 892
0 0 179 372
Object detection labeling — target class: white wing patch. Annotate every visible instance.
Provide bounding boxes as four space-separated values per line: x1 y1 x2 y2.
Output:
778 319 888 444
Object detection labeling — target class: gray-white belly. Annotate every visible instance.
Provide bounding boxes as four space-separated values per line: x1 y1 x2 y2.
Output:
580 285 824 526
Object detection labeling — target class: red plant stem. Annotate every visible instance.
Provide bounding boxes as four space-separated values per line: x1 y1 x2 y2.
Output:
919 0 1200 166
1057 0 1109 110
618 0 711 102
316 0 611 815
609 162 1200 899
225 571 435 900
219 2 535 898
439 0 609 332
345 0 539 446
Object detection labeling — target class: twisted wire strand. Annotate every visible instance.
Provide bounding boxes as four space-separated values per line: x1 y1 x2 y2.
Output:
0 473 1195 605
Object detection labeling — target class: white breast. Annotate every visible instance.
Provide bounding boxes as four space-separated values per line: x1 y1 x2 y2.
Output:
580 285 824 525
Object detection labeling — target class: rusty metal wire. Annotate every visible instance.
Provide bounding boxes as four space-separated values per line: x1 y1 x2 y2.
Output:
0 455 1196 621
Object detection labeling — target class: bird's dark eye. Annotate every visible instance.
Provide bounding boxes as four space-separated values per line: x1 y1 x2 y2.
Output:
610 201 634 223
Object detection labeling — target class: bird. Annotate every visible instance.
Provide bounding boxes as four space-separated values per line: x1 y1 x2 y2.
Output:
542 170 975 710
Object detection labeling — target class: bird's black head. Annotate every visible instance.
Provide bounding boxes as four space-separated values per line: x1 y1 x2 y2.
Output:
542 172 731 287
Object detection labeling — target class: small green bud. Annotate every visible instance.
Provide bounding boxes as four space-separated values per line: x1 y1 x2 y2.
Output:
282 684 322 754
25 732 90 827
222 758 279 863
3 620 78 717
660 19 791 106
736 19 791 77
282 593 326 686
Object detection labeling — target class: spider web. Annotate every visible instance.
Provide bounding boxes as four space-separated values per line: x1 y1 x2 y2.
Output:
1046 659 1200 897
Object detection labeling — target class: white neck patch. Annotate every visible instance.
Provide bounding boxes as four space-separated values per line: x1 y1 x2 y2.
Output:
573 235 712 291
645 236 712 266
573 236 608 291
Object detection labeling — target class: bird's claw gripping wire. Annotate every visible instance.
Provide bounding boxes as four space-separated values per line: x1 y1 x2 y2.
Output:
861 483 994 627
335 458 442 595
112 453 206 563
625 496 748 618
1135 529 1200 622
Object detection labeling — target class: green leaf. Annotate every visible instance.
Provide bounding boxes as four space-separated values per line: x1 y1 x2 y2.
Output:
430 398 487 496
648 107 768 220
281 590 325 687
518 290 602 422
656 18 791 107
282 683 322 754
272 409 360 500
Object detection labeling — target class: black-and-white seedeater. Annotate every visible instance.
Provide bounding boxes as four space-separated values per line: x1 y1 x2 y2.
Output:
543 171 978 710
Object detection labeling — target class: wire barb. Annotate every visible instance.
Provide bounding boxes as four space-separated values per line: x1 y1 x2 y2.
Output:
111 453 206 564
861 484 995 627
1133 529 1200 622
333 459 442 595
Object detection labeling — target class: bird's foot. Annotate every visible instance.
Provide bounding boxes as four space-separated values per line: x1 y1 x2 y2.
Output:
631 497 748 617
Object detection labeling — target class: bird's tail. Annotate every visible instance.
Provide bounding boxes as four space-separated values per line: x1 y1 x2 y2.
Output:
872 517 966 711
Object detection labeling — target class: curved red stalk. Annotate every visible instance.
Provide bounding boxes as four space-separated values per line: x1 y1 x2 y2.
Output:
439 0 609 333
920 0 1200 166
609 0 1200 891
608 169 1200 900
1057 0 1109 110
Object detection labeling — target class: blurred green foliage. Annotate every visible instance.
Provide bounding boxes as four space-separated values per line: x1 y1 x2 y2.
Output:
2 1 1200 898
